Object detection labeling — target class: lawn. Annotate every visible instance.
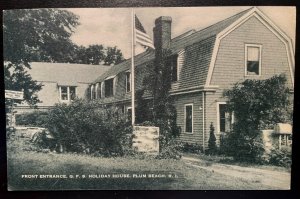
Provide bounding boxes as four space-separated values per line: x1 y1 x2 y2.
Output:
7 133 274 190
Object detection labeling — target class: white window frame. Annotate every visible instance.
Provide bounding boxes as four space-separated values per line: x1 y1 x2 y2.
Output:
104 77 115 97
125 72 131 93
216 102 227 134
59 86 76 102
100 82 103 98
90 85 94 100
245 44 262 76
95 83 99 99
216 102 234 134
126 106 132 121
184 103 193 134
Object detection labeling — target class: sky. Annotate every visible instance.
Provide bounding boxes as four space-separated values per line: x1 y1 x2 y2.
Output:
67 7 296 59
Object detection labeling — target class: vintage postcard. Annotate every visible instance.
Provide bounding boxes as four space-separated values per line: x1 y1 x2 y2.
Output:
4 6 294 190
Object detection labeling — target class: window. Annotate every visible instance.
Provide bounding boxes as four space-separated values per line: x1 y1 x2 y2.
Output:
217 103 233 133
126 72 131 92
60 86 68 100
91 85 96 99
245 44 262 76
96 83 101 99
127 107 132 121
184 104 193 133
69 87 76 100
59 86 76 101
166 55 178 82
105 78 114 97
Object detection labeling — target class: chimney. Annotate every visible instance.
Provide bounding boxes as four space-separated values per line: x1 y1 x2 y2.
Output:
153 16 172 52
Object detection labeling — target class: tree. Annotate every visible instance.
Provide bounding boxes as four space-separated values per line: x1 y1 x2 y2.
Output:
67 45 123 65
223 74 292 162
141 49 179 149
104 46 124 65
3 9 79 105
208 122 217 154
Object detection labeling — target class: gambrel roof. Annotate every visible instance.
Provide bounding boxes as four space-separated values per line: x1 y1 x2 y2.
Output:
93 7 294 88
93 8 253 84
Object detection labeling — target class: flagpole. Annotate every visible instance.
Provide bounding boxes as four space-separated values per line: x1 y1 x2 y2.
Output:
131 8 136 125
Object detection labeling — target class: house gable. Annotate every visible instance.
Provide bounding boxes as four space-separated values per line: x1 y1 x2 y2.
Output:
206 7 295 88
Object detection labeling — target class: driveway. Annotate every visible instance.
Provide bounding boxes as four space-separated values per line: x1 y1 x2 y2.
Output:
182 156 290 190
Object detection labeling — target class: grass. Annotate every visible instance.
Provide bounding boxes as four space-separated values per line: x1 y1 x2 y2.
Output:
7 133 275 190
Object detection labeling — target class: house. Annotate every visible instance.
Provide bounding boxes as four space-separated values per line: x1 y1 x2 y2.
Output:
89 7 294 150
15 62 111 114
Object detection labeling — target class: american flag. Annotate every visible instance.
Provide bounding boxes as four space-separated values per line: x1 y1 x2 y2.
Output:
135 15 155 49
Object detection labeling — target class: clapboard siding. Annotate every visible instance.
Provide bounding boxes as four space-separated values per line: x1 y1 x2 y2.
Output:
204 92 224 147
210 16 293 89
203 16 294 147
174 92 204 145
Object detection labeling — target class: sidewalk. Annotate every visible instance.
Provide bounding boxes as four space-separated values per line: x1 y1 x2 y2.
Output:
182 156 290 190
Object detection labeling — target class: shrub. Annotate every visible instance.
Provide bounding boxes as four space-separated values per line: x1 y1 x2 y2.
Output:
15 111 48 127
223 74 292 162
178 142 202 154
269 147 292 167
208 122 217 154
156 140 182 159
222 129 265 163
6 126 16 140
44 99 131 156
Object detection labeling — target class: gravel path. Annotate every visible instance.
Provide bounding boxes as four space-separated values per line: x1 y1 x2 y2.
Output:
182 156 290 190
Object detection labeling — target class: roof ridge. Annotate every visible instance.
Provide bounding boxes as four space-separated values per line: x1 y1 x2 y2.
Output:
171 7 253 44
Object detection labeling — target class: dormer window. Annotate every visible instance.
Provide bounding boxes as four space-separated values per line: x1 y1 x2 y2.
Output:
245 44 262 76
91 85 96 99
166 55 178 82
96 82 102 99
105 78 114 97
126 72 131 93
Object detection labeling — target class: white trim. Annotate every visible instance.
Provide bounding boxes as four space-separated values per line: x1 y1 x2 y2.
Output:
177 49 185 81
104 78 115 97
105 75 116 80
184 103 194 134
67 87 70 101
100 82 103 98
59 86 62 101
206 7 294 87
202 92 205 152
205 37 221 86
90 85 94 100
60 86 69 102
126 106 132 121
216 102 227 134
59 86 77 102
113 76 117 96
244 44 262 76
95 83 99 99
127 106 132 112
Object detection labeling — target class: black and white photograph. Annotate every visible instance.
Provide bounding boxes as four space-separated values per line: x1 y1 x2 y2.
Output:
3 6 295 190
